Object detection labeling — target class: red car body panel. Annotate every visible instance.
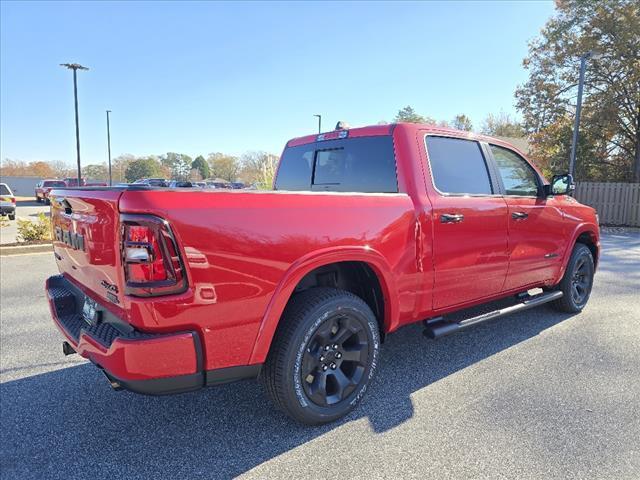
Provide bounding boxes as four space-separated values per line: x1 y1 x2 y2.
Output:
116 189 417 369
46 123 600 391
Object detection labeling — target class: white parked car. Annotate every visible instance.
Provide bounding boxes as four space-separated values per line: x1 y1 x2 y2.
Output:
0 183 16 220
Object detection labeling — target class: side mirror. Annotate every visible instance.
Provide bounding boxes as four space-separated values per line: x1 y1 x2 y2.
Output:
545 173 575 196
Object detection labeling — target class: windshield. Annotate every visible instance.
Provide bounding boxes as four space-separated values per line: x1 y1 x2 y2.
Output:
44 181 66 187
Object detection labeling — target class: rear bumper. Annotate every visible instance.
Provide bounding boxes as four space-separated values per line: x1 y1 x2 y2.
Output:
45 275 262 395
0 205 15 214
45 274 204 395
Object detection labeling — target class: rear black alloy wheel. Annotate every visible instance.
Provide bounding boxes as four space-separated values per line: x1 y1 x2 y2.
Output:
301 313 369 407
551 243 594 313
262 287 380 425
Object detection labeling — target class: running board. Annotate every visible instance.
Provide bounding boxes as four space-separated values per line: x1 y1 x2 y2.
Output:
423 290 563 339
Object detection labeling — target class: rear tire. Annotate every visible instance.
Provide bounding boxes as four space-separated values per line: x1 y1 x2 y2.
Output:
550 243 594 313
8 213 15 221
262 287 380 425
35 196 40 203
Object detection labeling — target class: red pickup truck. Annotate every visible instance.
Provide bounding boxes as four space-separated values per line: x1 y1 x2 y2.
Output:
35 179 67 204
46 123 599 424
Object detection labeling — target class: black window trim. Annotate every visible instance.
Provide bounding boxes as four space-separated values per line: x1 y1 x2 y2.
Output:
423 134 501 198
485 143 544 198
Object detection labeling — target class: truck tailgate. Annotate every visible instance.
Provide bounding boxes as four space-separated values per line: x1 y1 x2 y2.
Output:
50 189 124 307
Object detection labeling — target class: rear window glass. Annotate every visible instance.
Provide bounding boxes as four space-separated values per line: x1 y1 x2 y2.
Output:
425 136 493 195
0 184 11 195
275 136 397 193
44 181 66 187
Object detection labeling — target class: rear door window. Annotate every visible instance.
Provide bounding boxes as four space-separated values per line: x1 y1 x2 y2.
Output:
276 136 398 193
0 184 11 195
425 136 493 195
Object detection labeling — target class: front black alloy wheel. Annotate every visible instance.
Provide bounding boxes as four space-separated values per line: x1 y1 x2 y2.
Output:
551 243 595 313
570 255 591 305
262 287 380 425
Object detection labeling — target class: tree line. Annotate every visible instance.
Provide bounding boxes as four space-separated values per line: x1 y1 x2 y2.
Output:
88 151 278 186
0 159 76 179
391 106 525 138
1 151 279 186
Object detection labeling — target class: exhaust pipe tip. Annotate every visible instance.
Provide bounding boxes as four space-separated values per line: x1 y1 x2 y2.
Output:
102 371 123 391
62 341 76 356
108 378 123 391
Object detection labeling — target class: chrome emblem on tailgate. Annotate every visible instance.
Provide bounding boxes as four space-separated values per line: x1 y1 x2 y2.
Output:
54 227 85 251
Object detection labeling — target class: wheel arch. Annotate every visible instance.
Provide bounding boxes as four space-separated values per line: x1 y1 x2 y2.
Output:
559 223 600 280
249 247 398 364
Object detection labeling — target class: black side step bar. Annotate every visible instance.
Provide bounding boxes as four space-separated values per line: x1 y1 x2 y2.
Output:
423 290 563 339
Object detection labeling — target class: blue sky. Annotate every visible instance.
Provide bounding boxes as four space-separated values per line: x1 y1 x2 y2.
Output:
1 0 555 166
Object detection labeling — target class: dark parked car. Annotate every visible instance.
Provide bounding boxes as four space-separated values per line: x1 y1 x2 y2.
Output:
132 178 168 187
207 182 231 189
168 180 194 188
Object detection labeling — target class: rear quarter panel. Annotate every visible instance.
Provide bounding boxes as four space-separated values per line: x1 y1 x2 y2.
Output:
119 190 418 370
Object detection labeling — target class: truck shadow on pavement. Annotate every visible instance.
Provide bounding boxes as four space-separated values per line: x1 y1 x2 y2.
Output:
1 305 574 479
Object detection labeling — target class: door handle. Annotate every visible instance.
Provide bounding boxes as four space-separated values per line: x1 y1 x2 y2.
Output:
512 211 529 220
441 213 464 224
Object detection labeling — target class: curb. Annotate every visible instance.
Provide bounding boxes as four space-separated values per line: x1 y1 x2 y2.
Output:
0 243 52 256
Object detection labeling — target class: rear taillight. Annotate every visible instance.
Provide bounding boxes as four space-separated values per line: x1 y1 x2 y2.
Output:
11 198 16 204
121 214 187 297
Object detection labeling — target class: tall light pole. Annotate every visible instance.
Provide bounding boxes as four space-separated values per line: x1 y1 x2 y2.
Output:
60 63 89 185
106 110 112 186
314 114 322 134
568 51 597 179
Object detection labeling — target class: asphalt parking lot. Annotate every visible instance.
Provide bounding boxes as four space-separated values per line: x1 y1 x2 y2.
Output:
0 200 50 245
1 231 639 479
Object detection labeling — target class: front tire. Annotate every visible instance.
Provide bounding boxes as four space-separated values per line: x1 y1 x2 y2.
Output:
551 243 594 313
262 287 380 425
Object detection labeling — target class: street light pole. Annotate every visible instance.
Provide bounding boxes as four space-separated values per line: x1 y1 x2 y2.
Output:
568 51 594 179
106 110 112 186
60 63 89 185
314 114 322 134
